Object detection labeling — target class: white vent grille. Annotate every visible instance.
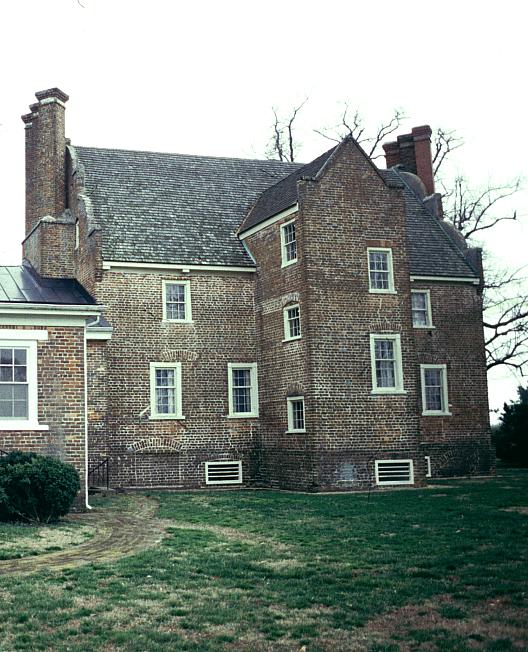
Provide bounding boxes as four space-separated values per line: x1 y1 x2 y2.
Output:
375 459 414 485
205 461 242 485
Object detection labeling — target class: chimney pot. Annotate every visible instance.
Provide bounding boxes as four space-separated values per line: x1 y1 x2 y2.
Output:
35 87 69 104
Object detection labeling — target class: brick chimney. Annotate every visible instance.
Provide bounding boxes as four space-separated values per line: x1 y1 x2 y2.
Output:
383 125 435 196
21 88 75 278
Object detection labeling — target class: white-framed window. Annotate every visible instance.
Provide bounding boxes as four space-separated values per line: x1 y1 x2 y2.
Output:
0 330 48 431
287 396 305 432
283 304 301 341
369 334 405 394
420 364 450 416
162 280 192 322
367 248 395 293
280 219 297 267
227 363 259 418
149 362 183 419
411 290 433 327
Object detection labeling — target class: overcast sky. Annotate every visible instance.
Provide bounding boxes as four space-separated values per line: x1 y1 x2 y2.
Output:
1 0 526 417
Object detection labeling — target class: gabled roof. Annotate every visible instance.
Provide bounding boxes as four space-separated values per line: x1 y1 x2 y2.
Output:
239 148 334 233
0 264 95 304
382 169 478 279
74 146 299 268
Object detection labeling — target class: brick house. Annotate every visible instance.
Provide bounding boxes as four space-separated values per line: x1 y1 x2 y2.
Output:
0 88 493 497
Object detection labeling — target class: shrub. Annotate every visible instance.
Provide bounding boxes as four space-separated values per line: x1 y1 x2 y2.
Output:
0 451 80 523
492 386 528 467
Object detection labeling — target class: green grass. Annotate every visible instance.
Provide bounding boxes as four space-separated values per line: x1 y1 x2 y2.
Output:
0 470 527 651
0 520 94 560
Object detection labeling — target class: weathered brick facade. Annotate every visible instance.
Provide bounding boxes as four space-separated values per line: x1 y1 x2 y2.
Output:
1 87 493 495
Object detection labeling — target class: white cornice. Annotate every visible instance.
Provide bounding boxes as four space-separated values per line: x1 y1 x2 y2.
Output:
238 204 298 240
410 275 479 285
0 304 101 316
102 261 255 274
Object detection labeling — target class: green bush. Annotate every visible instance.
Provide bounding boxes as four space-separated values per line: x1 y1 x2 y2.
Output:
0 451 80 523
492 386 528 467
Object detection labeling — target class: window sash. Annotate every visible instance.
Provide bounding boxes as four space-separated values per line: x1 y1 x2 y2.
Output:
281 220 297 265
150 363 182 419
411 291 431 327
287 397 305 432
368 248 394 292
0 347 29 419
228 364 258 417
284 304 301 340
370 335 404 393
421 366 448 414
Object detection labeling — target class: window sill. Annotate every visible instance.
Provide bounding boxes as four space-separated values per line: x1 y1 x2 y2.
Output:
413 325 435 329
162 320 194 324
285 429 306 434
369 289 397 295
281 259 298 269
226 414 259 419
422 411 452 417
149 415 186 421
0 422 49 431
282 336 302 343
370 390 407 396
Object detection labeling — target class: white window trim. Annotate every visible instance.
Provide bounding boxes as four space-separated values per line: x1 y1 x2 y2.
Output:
420 364 451 416
149 362 184 420
227 362 259 418
425 455 432 478
162 280 193 323
369 334 406 395
282 303 302 342
286 396 306 433
367 247 396 294
280 218 298 268
375 459 414 485
0 338 49 431
411 289 434 328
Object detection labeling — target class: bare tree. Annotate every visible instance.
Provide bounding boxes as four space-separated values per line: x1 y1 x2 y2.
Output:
432 128 464 177
314 104 406 160
265 100 308 162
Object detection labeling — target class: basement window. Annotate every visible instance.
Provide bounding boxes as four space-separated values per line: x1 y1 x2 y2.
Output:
205 461 242 485
375 459 414 485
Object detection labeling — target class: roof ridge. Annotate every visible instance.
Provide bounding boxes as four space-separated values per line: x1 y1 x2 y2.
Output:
75 144 304 168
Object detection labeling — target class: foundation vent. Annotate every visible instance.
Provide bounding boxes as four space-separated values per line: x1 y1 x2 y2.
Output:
375 459 414 485
205 461 242 485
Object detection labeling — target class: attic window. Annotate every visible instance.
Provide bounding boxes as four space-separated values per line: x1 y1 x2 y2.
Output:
280 219 297 267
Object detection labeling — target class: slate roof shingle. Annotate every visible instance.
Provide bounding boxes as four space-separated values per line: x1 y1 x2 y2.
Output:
0 264 95 304
74 144 478 280
74 146 299 268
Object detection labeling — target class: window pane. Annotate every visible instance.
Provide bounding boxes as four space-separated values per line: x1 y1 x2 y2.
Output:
233 369 250 387
412 293 426 310
0 401 11 417
13 385 28 401
13 400 28 418
14 366 27 382
166 284 186 320
156 369 175 387
291 400 305 430
156 387 175 414
13 349 27 365
0 366 12 382
0 349 12 365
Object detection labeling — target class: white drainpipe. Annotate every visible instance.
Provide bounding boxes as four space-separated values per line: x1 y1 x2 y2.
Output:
84 330 92 510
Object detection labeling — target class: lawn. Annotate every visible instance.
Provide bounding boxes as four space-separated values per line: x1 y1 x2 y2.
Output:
0 470 527 651
0 521 94 561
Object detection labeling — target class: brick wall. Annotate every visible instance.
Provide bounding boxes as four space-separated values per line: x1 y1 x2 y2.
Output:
0 325 86 502
88 269 259 488
412 281 493 476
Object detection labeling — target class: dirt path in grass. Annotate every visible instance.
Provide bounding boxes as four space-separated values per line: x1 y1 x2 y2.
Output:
0 495 168 575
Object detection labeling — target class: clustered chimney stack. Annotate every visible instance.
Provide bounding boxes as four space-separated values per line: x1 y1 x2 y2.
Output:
383 125 435 196
21 88 69 238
